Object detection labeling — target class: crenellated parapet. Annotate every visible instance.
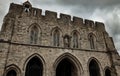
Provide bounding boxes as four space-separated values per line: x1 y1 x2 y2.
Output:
45 10 57 21
72 16 83 26
6 2 106 32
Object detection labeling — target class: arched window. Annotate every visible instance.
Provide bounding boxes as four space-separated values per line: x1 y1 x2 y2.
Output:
56 58 77 76
105 69 111 76
53 29 60 46
73 32 78 48
89 59 100 76
30 26 39 44
6 70 17 76
89 34 95 49
25 56 43 76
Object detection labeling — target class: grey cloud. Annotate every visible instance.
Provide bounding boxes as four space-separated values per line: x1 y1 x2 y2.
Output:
56 0 120 7
30 0 56 6
104 8 120 36
0 0 11 27
105 12 120 53
93 7 120 53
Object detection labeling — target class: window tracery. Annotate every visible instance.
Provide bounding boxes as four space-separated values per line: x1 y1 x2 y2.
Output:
88 34 95 49
30 26 39 44
53 29 60 46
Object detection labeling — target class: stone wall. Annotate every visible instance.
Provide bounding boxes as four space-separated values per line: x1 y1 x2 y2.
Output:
0 1 119 76
0 3 112 51
3 43 112 76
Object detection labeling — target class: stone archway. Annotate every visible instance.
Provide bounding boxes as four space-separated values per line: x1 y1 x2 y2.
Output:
54 53 83 76
105 68 111 76
6 70 16 76
56 58 77 76
25 56 43 76
4 64 21 76
89 59 101 76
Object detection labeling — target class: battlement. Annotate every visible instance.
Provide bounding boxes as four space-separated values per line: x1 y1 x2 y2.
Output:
45 10 57 21
84 19 94 27
7 2 106 31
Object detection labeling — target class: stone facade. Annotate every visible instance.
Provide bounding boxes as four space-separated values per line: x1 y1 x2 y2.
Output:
0 1 120 76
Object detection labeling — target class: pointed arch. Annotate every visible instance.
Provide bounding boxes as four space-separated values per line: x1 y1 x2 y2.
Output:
25 54 44 76
104 67 112 76
88 33 96 49
53 53 83 76
53 29 60 46
28 23 41 44
30 26 39 44
24 54 45 76
6 70 16 76
51 27 63 35
88 57 101 76
71 30 79 48
51 27 62 46
4 64 21 76
25 57 43 76
23 53 45 70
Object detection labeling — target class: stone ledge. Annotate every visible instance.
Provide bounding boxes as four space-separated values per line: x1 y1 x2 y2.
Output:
0 40 108 53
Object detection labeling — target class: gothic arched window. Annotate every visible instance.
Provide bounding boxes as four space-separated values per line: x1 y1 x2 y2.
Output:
53 29 60 46
6 70 17 76
30 26 39 44
73 32 78 48
89 34 95 49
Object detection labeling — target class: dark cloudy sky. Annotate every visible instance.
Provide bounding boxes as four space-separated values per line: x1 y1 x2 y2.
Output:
0 0 120 54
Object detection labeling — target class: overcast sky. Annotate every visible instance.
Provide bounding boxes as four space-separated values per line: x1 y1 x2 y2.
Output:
0 0 120 54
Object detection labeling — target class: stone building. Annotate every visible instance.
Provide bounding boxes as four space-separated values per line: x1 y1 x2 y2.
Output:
0 1 120 76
